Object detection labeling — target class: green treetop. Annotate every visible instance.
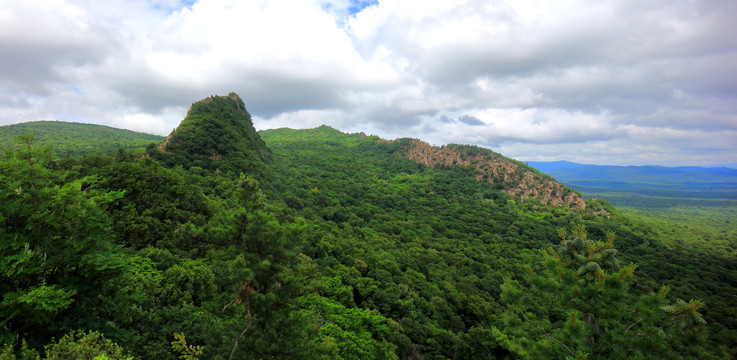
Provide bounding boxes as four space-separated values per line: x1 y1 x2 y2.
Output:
154 93 270 179
0 133 125 349
498 225 706 359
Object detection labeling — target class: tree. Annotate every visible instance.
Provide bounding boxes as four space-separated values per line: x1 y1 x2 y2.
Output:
98 159 212 250
0 133 125 349
498 225 706 359
208 175 322 359
170 333 203 360
45 330 132 360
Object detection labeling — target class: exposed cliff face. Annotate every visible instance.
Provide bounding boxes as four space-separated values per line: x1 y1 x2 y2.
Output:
158 132 174 152
395 139 589 210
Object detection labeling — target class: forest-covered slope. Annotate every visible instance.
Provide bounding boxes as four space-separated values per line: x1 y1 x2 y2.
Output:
0 120 164 156
394 140 588 209
155 93 270 178
0 95 734 359
259 126 733 358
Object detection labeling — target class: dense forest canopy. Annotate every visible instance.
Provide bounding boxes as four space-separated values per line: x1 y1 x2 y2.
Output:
1 95 734 359
0 121 164 157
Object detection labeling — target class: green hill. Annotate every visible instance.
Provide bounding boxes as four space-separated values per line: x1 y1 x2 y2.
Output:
260 125 734 358
154 93 270 179
0 121 163 156
1 95 733 359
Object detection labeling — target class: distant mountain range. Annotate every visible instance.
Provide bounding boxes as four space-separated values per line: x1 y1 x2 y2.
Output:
527 161 737 204
528 161 737 182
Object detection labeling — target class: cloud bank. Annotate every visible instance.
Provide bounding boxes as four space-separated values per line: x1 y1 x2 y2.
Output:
1 0 735 166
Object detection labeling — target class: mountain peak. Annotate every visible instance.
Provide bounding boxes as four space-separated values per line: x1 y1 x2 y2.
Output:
192 92 245 112
154 93 269 177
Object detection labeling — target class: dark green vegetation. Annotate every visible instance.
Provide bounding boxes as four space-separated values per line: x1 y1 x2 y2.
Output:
0 121 164 157
155 93 270 179
1 96 734 359
500 226 708 359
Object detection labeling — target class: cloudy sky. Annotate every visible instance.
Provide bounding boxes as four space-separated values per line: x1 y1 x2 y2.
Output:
1 0 736 166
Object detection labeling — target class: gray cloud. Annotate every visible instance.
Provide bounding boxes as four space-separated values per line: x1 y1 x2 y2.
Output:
0 3 113 94
458 115 484 126
0 0 735 166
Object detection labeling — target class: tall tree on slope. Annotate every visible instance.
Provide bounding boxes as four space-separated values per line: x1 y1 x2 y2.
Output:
498 225 706 359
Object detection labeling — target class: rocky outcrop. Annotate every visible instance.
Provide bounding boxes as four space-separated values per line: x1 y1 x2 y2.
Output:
395 139 589 210
158 132 175 152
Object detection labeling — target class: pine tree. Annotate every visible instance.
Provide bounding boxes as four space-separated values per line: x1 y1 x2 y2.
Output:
498 225 706 359
207 175 322 359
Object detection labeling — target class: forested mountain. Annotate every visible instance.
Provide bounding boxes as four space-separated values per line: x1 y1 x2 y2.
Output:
0 121 164 157
395 140 587 209
155 93 270 179
1 94 734 359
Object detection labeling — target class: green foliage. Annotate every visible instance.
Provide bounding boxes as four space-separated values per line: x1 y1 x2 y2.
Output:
0 340 40 360
1 133 125 348
44 330 132 360
499 227 707 359
455 327 509 359
1 119 732 359
0 121 163 157
259 126 572 358
209 175 323 359
581 191 737 209
97 158 213 250
153 94 269 178
170 333 203 360
615 206 737 348
300 294 398 360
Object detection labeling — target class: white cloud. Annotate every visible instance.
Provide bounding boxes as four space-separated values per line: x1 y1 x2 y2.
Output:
254 109 350 131
111 106 188 135
0 0 735 166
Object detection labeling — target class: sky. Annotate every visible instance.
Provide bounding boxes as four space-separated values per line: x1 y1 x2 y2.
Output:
1 0 736 167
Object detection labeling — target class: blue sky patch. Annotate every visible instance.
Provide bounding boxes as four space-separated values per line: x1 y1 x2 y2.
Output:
348 0 378 15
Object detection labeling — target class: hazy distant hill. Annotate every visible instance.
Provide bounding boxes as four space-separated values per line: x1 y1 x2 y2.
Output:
528 161 737 184
0 121 164 156
528 161 737 206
